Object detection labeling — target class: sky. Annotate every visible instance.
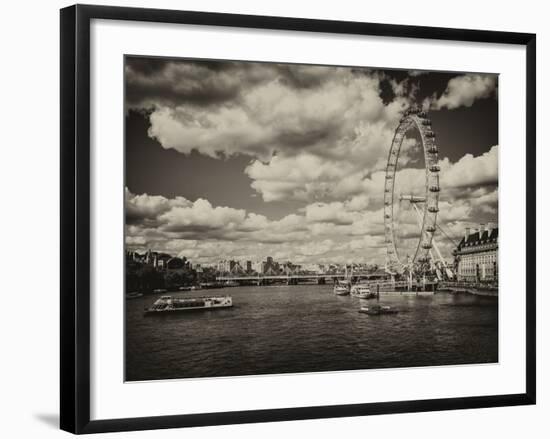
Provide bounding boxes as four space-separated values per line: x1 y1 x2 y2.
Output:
124 56 498 266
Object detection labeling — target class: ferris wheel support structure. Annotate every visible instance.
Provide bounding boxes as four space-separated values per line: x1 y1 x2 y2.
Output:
409 201 454 279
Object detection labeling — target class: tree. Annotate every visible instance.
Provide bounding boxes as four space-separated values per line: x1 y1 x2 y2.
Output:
137 265 164 292
164 269 196 288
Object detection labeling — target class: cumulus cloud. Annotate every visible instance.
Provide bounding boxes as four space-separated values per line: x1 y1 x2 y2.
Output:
305 202 356 225
159 198 247 234
130 61 413 190
469 188 498 215
245 154 356 202
125 188 391 264
125 188 191 224
428 74 497 110
440 145 498 188
244 137 418 204
145 68 405 164
386 77 419 102
299 239 335 256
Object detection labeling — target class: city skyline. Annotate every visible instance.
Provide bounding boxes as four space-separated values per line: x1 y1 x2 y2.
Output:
125 57 498 265
127 248 383 272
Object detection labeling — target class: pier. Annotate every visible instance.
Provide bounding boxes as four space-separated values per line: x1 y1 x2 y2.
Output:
438 281 498 297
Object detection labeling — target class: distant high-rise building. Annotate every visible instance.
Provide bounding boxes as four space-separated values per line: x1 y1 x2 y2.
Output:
217 259 237 273
251 261 263 273
264 256 277 274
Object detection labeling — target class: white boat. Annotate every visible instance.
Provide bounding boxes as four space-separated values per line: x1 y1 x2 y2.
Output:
145 295 232 314
334 265 353 295
334 279 351 296
350 284 375 299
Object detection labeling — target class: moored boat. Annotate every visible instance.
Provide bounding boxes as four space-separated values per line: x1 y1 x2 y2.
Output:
350 284 376 299
145 295 233 314
200 282 224 289
334 280 351 296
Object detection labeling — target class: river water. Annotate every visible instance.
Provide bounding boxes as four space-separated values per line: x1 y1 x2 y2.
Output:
125 285 498 381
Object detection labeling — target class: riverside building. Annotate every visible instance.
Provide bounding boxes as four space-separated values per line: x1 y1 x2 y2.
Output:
456 223 498 283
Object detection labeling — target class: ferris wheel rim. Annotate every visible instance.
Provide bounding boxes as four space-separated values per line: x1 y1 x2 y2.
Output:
384 108 440 271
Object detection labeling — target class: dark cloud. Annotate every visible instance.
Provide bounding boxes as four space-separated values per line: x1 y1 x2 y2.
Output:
125 57 374 111
125 58 244 109
275 64 339 89
125 57 338 110
125 56 170 75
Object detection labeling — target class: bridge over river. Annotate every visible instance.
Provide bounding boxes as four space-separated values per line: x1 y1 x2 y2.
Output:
215 274 438 291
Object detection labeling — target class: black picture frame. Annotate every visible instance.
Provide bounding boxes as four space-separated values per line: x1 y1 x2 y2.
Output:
60 4 536 434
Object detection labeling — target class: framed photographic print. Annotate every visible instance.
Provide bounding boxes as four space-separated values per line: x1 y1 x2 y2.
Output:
60 4 536 434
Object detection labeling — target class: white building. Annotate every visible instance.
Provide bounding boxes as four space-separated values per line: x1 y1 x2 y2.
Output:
456 223 498 283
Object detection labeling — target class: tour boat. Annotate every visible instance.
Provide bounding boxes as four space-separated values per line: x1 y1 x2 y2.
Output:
145 295 233 314
334 280 351 296
350 284 376 299
358 304 398 315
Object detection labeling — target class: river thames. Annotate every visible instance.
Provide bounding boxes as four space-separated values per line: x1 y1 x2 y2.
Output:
125 285 498 382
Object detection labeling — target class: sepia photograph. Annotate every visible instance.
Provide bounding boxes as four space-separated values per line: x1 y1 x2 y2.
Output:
124 56 499 382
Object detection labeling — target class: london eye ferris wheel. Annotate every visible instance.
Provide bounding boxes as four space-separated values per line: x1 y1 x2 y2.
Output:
384 106 443 274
